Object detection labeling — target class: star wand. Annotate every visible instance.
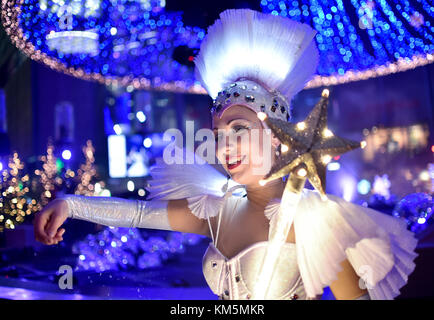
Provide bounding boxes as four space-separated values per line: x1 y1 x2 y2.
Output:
252 89 366 299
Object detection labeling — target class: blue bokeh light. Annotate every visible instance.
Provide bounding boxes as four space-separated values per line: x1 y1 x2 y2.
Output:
261 0 434 77
12 0 204 90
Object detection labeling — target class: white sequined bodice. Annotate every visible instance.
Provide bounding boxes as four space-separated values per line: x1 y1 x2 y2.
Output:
202 195 309 300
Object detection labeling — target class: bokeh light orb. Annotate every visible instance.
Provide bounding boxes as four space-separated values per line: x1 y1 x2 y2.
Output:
393 193 433 234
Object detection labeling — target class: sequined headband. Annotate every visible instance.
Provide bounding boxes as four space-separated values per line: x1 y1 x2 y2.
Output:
210 79 292 123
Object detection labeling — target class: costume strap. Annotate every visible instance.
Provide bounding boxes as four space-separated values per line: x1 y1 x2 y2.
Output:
208 185 246 248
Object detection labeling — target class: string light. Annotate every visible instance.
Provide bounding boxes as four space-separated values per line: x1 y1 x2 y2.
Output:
75 140 103 196
37 143 62 206
257 112 268 121
259 179 268 186
321 154 332 164
2 0 431 94
261 1 434 88
296 121 306 130
296 167 307 177
0 152 40 232
323 128 334 138
0 0 206 94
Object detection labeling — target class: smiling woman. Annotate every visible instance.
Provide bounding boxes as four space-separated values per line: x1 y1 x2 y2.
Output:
212 105 279 185
33 8 418 300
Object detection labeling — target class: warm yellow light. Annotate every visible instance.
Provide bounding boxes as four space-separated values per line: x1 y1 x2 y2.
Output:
361 141 367 149
281 144 289 153
297 168 307 177
322 155 332 164
259 179 267 186
322 89 330 98
296 122 306 130
323 128 334 138
419 170 429 181
257 112 267 121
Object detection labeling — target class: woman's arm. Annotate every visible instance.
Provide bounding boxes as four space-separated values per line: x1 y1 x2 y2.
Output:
34 196 210 246
329 258 369 300
64 195 171 230
168 198 211 236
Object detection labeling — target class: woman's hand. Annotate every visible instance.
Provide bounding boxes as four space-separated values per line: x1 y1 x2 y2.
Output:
33 198 69 245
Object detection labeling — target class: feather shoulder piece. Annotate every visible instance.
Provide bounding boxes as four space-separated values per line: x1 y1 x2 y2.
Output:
265 189 418 299
146 144 245 219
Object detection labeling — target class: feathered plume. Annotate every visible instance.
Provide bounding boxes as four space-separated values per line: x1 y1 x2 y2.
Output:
194 9 319 101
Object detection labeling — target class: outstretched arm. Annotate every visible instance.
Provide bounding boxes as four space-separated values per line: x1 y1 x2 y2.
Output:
34 196 210 246
64 195 171 230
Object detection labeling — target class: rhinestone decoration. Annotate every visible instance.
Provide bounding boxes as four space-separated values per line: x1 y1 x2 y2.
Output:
245 95 255 102
211 79 290 122
273 99 279 107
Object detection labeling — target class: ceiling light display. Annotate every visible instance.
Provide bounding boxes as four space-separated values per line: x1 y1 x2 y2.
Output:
1 0 433 92
1 0 206 93
261 0 434 87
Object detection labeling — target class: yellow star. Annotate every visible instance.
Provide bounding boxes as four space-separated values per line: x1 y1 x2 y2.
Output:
258 89 362 198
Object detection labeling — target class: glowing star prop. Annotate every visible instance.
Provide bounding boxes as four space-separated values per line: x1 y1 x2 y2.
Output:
259 89 361 198
252 89 362 299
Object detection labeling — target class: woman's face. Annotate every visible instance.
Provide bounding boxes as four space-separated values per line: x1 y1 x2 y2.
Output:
212 105 279 186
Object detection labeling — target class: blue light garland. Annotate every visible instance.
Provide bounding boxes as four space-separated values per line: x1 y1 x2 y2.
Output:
261 0 434 86
1 0 433 92
1 0 206 93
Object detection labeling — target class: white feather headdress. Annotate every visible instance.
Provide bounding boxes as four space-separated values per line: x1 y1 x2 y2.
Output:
194 9 319 120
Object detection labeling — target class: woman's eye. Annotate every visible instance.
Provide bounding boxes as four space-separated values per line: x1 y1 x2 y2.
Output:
214 125 249 142
232 125 249 133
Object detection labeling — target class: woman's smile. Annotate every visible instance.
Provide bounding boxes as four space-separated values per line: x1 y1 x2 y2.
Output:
226 155 246 171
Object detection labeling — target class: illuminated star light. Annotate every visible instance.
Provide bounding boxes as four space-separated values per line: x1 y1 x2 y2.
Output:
259 89 362 199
